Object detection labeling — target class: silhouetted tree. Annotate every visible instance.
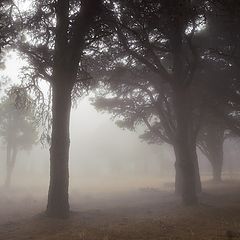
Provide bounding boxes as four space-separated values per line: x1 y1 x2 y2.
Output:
92 0 209 204
197 117 226 182
13 0 102 218
0 0 16 57
0 87 38 188
93 66 202 194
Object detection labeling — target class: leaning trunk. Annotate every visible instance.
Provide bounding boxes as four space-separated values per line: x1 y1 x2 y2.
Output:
46 82 72 218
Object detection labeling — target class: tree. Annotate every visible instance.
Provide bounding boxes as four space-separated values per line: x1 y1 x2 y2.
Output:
0 0 16 57
197 117 226 182
13 0 102 218
91 0 210 204
93 66 202 194
0 87 38 188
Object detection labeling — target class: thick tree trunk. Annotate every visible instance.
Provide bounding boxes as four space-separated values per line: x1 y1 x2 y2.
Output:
44 0 100 219
5 144 17 188
46 82 72 218
169 10 198 205
174 89 198 205
174 140 201 195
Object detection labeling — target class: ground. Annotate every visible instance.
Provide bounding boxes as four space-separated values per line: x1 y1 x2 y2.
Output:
0 181 240 240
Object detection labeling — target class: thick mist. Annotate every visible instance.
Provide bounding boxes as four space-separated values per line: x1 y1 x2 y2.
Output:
1 1 240 238
1 96 240 226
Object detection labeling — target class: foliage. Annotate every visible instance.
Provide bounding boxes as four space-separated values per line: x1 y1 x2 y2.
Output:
0 86 38 151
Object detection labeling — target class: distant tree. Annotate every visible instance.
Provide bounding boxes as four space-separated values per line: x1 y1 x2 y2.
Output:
197 116 226 182
0 87 38 188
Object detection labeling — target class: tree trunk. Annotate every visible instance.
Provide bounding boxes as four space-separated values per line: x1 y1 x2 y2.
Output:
190 130 202 193
46 81 72 218
199 124 224 183
5 144 17 188
212 160 223 182
174 88 198 205
174 140 201 195
193 152 202 193
174 155 182 195
210 145 223 182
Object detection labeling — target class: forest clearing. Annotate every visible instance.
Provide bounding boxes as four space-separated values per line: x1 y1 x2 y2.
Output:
1 181 240 240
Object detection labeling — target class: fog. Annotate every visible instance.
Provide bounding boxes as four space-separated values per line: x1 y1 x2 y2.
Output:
1 97 240 192
1 86 240 228
0 97 172 191
2 1 240 239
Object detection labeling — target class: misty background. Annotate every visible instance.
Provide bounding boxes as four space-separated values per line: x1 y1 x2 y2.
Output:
0 91 240 195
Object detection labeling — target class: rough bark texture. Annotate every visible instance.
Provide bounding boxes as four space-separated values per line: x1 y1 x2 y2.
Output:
176 92 197 205
46 82 72 218
171 14 198 205
46 0 101 218
174 141 201 195
173 89 198 205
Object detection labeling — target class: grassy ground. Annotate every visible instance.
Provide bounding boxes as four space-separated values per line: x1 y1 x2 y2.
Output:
0 181 240 240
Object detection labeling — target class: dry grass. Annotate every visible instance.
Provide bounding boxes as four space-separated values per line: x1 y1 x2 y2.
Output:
1 181 240 240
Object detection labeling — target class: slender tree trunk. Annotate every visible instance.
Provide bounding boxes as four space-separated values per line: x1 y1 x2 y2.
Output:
174 152 182 195
5 144 17 188
199 125 224 183
174 88 198 205
193 151 202 193
210 146 223 182
212 160 223 182
190 131 202 193
46 81 73 218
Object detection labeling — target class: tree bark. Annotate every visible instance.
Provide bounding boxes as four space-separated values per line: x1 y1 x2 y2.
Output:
174 141 201 195
174 88 198 205
45 0 100 218
210 144 223 182
46 81 72 218
199 124 224 183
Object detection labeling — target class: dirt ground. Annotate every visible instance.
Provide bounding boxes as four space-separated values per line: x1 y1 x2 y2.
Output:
1 181 240 240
